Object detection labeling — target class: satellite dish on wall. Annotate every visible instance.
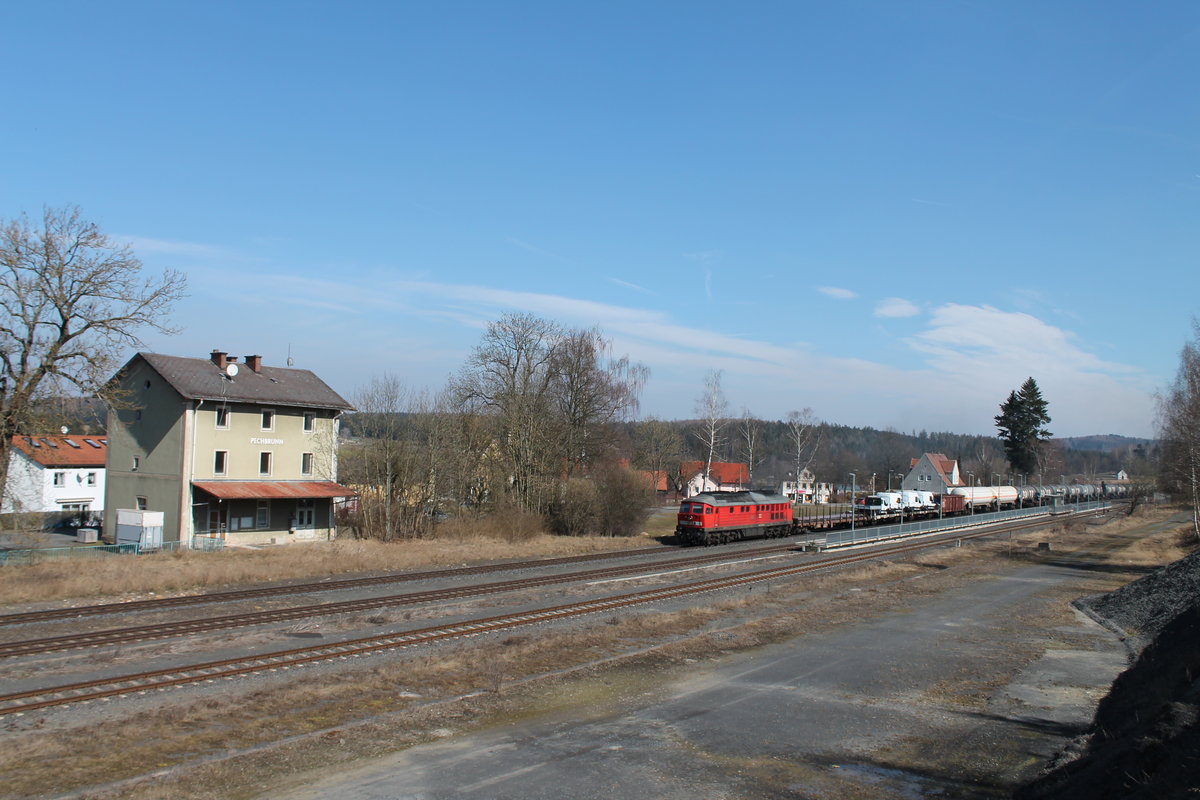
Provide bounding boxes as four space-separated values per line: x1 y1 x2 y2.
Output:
225 363 239 378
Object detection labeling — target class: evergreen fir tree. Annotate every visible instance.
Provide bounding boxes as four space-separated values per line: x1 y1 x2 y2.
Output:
994 377 1052 474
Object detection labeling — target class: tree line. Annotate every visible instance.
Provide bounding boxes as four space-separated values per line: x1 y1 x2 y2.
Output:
0 205 1179 544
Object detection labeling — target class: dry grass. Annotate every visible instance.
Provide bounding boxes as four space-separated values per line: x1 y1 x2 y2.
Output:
0 532 660 606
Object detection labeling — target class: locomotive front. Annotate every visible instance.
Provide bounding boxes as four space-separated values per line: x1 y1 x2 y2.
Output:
675 499 714 545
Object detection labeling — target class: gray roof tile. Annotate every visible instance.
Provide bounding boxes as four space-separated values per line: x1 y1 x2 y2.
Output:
131 353 354 411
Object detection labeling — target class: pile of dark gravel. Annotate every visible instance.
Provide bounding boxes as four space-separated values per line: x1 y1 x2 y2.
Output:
1076 548 1200 651
1016 546 1200 799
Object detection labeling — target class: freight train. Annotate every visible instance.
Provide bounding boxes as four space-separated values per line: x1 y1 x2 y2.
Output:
675 483 1126 546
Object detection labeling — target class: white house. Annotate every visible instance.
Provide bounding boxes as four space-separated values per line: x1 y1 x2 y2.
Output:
2 434 107 523
901 452 962 494
780 468 832 504
680 461 749 498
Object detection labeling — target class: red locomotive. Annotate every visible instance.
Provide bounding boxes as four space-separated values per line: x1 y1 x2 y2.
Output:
676 490 795 546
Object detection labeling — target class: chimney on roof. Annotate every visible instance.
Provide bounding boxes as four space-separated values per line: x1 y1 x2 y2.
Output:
211 350 228 369
245 355 263 372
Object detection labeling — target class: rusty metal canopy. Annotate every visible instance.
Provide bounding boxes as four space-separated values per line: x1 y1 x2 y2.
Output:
192 481 357 500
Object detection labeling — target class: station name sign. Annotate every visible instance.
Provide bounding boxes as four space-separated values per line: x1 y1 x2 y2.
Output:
250 437 284 445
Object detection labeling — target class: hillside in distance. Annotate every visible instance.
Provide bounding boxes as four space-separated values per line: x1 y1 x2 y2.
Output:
1061 434 1155 453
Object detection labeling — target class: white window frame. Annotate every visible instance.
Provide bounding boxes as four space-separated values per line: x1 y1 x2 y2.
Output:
301 452 314 476
214 450 228 476
53 472 65 487
256 500 270 529
303 411 316 433
261 408 275 431
215 405 230 429
259 451 272 477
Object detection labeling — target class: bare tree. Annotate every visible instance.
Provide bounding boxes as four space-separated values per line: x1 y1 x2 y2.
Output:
1158 319 1200 540
0 205 186 499
870 428 913 490
786 408 820 501
452 313 646 515
342 376 425 540
633 417 683 501
550 327 647 478
739 409 762 487
693 370 729 489
452 313 562 512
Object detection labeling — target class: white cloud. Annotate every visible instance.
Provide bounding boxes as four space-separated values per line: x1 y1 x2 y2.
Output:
119 235 230 258
609 278 653 295
139 268 1155 438
902 304 1153 436
875 298 921 318
818 286 857 300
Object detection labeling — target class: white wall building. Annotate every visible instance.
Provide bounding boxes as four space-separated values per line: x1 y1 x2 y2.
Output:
2 435 107 522
780 468 832 504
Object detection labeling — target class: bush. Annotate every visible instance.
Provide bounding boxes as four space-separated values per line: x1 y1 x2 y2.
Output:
434 504 545 543
544 467 653 537
546 478 599 536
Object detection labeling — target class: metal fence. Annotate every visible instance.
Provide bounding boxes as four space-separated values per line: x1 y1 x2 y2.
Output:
823 500 1113 548
0 537 222 566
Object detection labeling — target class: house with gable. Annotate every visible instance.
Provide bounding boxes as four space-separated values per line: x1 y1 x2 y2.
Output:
104 350 355 546
1 434 107 525
681 460 749 498
780 468 833 504
901 452 962 494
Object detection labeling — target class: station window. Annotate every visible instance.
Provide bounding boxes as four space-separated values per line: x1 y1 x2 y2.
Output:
303 412 316 433
214 450 228 475
301 452 314 476
259 451 272 476
261 409 275 431
216 406 230 429
53 472 65 487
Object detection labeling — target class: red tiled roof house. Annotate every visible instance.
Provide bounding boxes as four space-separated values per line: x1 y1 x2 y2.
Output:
681 460 749 498
1 434 107 521
901 452 962 494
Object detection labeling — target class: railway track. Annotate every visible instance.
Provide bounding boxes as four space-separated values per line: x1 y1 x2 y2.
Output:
0 509 1090 660
0 511 1104 717
0 544 678 626
0 543 802 658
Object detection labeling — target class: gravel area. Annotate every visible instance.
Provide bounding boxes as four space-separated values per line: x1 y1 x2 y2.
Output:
1076 547 1200 649
1018 520 1200 799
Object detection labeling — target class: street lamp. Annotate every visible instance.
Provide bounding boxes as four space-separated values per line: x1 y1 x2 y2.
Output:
849 472 856 534
968 472 974 517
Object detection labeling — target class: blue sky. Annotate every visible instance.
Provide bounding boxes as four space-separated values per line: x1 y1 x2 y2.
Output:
3 2 1197 438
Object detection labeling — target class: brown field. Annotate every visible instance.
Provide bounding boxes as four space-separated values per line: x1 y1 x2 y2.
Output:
0 510 679 607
